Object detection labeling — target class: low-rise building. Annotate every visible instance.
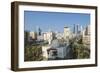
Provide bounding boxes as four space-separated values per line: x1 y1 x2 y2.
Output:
42 39 72 60
29 32 37 40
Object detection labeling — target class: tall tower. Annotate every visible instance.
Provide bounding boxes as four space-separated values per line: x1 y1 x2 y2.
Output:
73 24 76 34
37 26 42 36
64 26 70 40
85 25 90 35
38 27 41 35
80 25 83 35
76 24 80 34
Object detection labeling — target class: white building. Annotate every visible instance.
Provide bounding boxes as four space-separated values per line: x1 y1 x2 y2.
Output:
42 46 67 60
43 31 54 44
42 39 70 60
63 26 71 40
56 32 63 39
29 32 37 39
42 45 51 60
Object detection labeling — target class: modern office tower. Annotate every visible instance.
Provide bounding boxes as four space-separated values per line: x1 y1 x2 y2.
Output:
64 26 70 40
38 27 42 35
85 25 90 35
73 24 80 35
37 26 42 36
29 32 37 40
73 24 76 34
76 24 80 34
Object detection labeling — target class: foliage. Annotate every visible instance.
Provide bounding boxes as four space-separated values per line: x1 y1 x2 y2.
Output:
69 37 90 59
24 44 43 61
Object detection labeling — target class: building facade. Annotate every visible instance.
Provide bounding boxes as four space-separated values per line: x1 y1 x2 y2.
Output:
43 31 55 44
29 32 37 40
82 25 90 45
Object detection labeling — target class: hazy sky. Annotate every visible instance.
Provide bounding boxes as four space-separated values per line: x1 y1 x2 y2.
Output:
24 11 90 33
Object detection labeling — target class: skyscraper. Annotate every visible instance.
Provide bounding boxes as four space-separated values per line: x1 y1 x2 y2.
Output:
73 24 76 34
37 26 42 36
24 31 30 44
82 25 90 45
76 24 80 34
85 25 90 35
73 24 80 35
38 27 42 35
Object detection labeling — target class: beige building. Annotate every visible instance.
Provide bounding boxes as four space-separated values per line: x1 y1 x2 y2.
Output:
63 26 71 40
82 35 90 45
29 32 37 40
82 25 90 45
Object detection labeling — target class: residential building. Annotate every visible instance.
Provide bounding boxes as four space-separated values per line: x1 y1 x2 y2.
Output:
29 32 37 40
43 31 55 44
56 32 63 39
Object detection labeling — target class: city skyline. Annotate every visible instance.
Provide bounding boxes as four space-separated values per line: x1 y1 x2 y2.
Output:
24 11 90 32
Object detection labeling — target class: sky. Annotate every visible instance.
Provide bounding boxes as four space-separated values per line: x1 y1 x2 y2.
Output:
24 11 90 33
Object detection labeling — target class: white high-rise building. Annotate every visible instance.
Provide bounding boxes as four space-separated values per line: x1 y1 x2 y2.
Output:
80 25 83 34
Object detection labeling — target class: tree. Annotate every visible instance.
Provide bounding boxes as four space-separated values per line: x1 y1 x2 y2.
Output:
24 45 43 61
69 37 90 59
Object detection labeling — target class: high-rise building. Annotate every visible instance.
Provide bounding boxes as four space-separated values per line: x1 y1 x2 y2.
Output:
73 24 76 34
76 24 80 34
82 25 90 45
73 24 80 35
37 26 42 36
80 25 83 34
24 31 30 44
64 26 70 40
85 25 90 35
38 27 42 35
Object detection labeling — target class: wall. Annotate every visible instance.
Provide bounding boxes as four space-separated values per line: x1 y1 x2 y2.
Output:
0 0 99 73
